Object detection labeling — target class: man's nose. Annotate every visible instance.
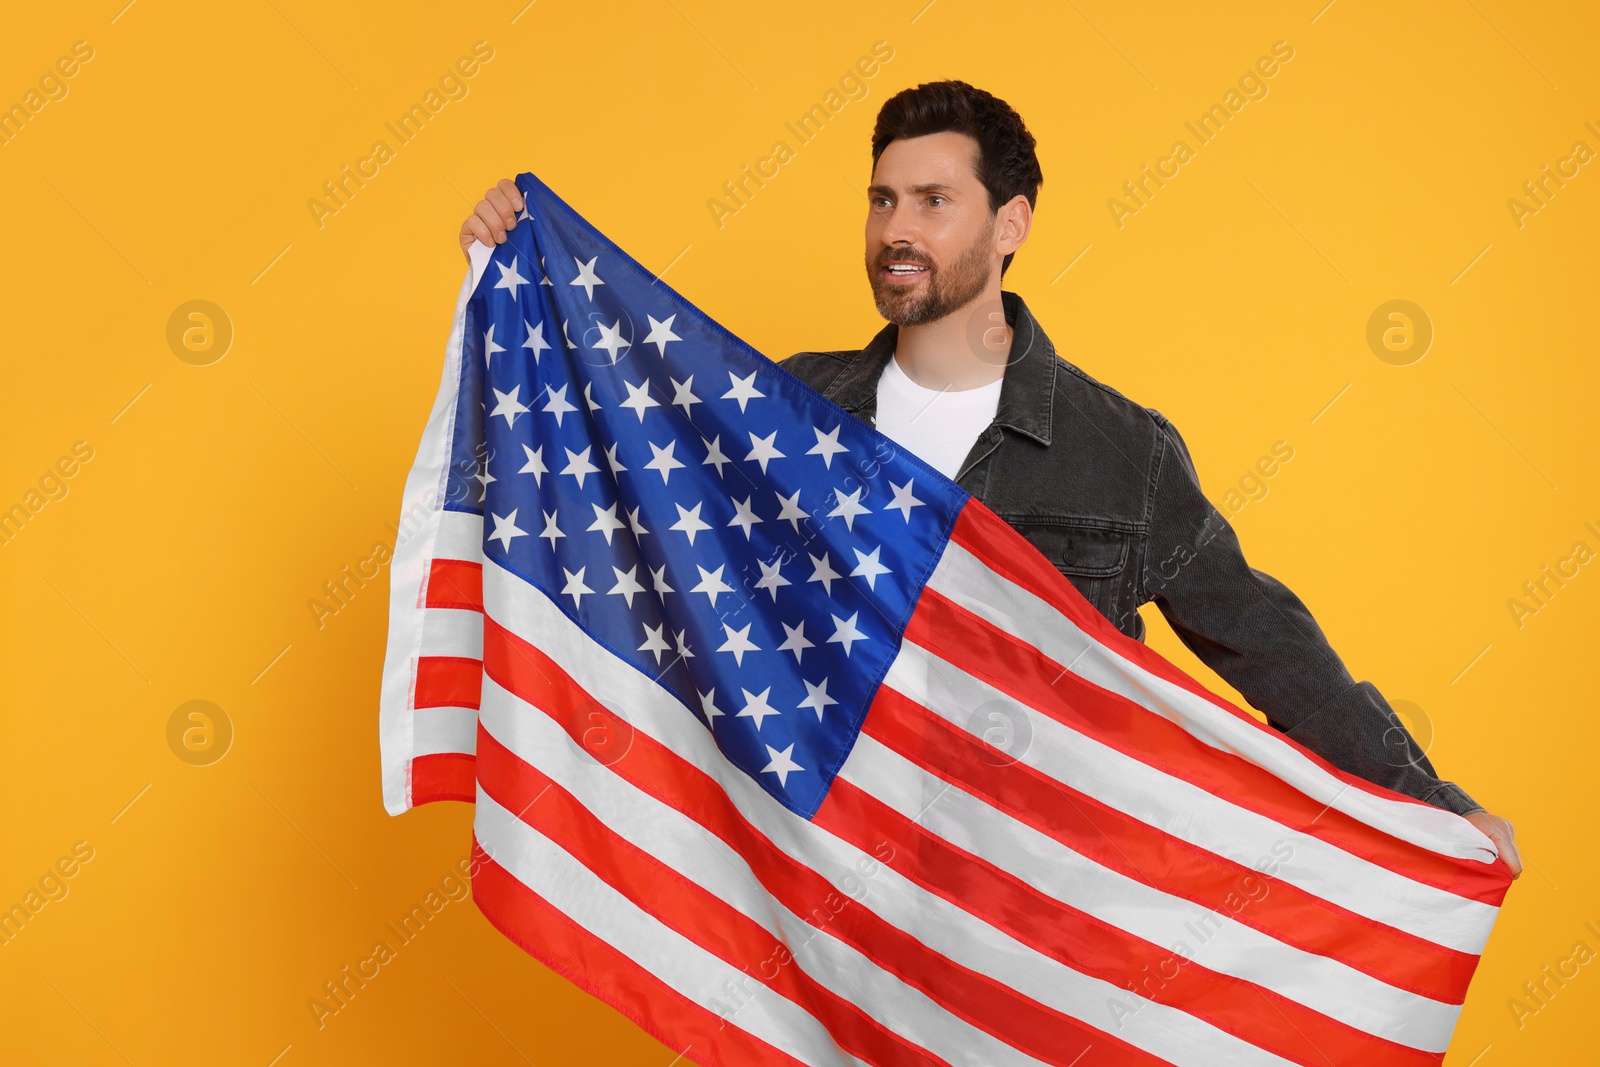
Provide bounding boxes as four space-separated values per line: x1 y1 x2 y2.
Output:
880 201 918 246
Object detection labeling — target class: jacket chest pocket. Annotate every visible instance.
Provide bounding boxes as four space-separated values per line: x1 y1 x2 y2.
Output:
1000 519 1135 629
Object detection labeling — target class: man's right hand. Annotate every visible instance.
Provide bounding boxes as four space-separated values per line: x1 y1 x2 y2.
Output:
460 178 525 260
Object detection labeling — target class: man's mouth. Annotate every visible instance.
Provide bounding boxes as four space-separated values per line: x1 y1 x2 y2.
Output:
881 262 930 283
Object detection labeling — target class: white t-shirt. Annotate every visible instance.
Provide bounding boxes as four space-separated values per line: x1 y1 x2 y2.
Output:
873 352 1003 480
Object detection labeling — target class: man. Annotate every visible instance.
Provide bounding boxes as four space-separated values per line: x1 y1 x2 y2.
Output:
458 80 1519 875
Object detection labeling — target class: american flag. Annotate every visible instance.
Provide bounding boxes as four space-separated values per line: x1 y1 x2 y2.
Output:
379 170 1511 1066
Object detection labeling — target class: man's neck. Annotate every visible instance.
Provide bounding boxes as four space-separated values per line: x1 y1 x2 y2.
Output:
891 284 1012 391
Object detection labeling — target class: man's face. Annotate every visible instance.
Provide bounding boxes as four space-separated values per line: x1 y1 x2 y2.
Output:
865 131 999 327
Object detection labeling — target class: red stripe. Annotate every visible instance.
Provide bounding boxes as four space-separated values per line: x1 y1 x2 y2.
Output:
474 726 955 1067
945 503 1510 907
411 751 476 805
471 842 811 1067
481 615 1165 1066
863 684 1475 1003
426 557 484 611
816 776 1440 1067
415 655 482 710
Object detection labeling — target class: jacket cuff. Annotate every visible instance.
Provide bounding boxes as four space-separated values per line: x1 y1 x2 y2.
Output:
1418 780 1484 817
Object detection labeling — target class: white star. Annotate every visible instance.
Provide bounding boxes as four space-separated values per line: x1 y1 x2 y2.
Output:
807 551 841 595
522 320 551 362
828 486 869 531
638 621 672 664
643 314 681 356
562 319 577 349
583 381 602 411
670 502 711 545
669 375 700 417
737 687 782 730
727 496 762 539
627 506 649 537
754 557 790 601
690 563 735 607
717 623 761 667
850 545 891 591
520 201 534 223
560 446 599 488
494 255 529 300
482 324 506 369
884 478 925 521
760 743 804 787
518 444 547 485
619 379 659 421
649 564 674 595
775 489 807 532
604 443 627 473
827 611 867 656
722 370 765 412
797 677 838 720
593 319 632 364
474 463 495 503
542 383 577 426
701 435 732 476
644 440 685 483
807 425 849 468
560 566 593 610
538 509 565 549
490 384 530 429
674 628 694 660
587 501 626 544
487 509 527 551
608 565 645 607
744 430 785 473
698 687 724 725
569 255 604 300
776 621 813 664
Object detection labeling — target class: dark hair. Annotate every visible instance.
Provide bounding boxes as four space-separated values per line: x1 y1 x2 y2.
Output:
870 80 1042 276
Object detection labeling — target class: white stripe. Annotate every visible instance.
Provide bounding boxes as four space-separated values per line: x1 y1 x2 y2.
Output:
473 788 868 1067
843 727 1460 1052
419 605 485 659
478 675 1042 1067
434 506 485 561
378 265 479 816
887 638 1495 956
413 706 477 757
480 556 1299 1067
930 538 1500 865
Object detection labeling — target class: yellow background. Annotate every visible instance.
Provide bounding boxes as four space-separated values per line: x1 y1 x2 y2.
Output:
3 0 1596 1063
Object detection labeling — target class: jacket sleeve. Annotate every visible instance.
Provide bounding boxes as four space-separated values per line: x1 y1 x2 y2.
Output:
1139 410 1483 816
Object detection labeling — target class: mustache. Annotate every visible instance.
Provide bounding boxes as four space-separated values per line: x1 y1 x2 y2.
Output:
875 249 932 268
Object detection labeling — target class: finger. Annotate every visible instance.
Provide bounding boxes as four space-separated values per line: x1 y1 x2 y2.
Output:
463 216 494 249
484 188 517 228
496 177 524 213
475 201 507 243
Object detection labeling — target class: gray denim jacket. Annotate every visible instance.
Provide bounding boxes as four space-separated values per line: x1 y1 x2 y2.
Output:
781 289 1481 817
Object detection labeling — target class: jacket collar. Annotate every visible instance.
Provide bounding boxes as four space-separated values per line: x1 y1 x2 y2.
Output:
820 289 1057 447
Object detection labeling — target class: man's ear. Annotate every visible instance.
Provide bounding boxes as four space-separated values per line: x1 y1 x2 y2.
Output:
994 194 1033 258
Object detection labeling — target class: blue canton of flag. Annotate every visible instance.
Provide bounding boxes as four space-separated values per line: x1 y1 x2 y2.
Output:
446 171 967 818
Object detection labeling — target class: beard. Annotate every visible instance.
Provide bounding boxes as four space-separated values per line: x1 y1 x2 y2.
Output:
867 220 996 328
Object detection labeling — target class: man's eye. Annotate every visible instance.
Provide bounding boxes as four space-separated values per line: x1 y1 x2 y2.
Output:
927 195 946 207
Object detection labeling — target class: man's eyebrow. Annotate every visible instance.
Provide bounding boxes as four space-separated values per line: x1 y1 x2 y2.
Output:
866 182 959 197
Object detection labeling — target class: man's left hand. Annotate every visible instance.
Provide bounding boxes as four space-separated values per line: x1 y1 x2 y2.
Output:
1465 810 1522 879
